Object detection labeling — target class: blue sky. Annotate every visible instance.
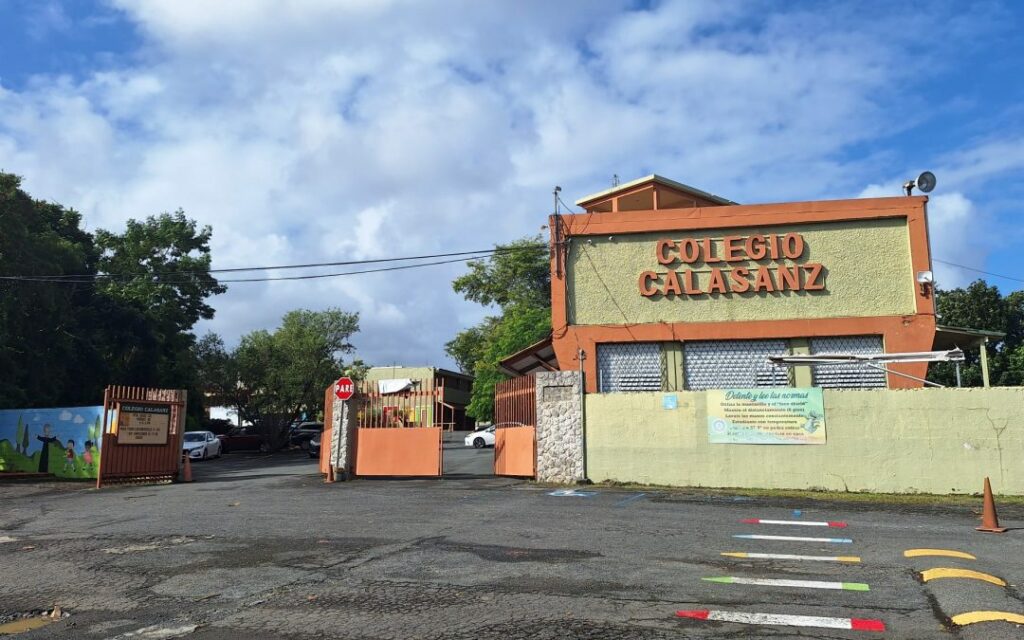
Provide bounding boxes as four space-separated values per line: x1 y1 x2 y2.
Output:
1 0 1023 367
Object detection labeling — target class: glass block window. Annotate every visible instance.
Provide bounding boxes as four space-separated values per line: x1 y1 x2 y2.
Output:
684 339 789 390
810 335 887 388
597 342 663 392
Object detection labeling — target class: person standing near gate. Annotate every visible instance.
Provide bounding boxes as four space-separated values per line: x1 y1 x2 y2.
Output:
36 424 60 473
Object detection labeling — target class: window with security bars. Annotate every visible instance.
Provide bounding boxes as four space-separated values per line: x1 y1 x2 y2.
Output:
684 339 789 390
597 342 664 392
810 335 887 388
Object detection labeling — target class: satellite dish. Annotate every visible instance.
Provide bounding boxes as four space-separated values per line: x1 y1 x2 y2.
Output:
916 171 936 193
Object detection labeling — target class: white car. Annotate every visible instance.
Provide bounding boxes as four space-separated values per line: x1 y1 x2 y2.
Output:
183 431 222 460
464 425 496 449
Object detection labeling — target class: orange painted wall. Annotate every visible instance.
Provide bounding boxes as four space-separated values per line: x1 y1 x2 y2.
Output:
494 426 536 477
549 196 936 393
354 428 442 476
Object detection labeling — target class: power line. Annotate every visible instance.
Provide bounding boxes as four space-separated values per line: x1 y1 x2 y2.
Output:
933 259 1024 284
0 245 548 285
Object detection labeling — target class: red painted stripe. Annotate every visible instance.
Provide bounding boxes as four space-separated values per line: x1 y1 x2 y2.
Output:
849 618 886 631
740 518 759 524
828 521 848 528
676 610 710 620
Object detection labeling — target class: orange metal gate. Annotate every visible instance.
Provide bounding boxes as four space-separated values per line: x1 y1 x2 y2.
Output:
493 375 536 477
353 380 443 476
96 386 187 488
320 385 335 476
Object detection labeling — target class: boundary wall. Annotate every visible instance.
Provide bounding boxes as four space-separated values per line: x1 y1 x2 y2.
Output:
585 387 1024 495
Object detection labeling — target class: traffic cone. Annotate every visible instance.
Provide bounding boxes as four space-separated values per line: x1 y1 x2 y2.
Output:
976 477 1006 533
181 453 193 483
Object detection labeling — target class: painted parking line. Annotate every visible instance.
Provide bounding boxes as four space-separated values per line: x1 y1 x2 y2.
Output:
722 551 861 563
547 489 597 498
919 568 1006 587
950 611 1024 626
703 576 869 591
676 610 885 632
733 534 853 544
742 518 847 528
903 548 976 560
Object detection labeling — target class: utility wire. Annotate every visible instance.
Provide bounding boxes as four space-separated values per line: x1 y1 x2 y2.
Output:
0 245 548 285
933 259 1024 284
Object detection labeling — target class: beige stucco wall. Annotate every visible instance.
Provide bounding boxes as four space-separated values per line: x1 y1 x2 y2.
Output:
568 218 916 325
585 388 1024 494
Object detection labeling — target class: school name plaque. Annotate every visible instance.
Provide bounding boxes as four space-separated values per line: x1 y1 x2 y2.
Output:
117 403 172 445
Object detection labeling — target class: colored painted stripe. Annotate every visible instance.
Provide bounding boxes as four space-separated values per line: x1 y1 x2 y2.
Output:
615 492 647 506
703 576 869 591
676 610 884 632
920 568 1006 587
722 552 861 563
742 518 847 528
950 611 1024 626
903 548 975 560
733 534 852 543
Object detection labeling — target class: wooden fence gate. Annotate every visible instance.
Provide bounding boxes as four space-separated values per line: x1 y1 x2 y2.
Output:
353 380 443 476
494 375 536 478
96 386 187 488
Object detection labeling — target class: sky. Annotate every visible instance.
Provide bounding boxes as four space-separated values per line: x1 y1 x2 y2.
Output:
1 0 1023 369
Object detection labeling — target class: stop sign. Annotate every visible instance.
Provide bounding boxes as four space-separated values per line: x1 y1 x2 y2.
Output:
334 376 355 401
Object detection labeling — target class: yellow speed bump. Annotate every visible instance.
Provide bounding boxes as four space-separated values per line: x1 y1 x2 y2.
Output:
920 568 1006 587
951 611 1024 626
903 548 976 560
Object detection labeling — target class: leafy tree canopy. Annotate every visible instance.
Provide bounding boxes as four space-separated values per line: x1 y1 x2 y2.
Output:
447 237 550 421
196 309 362 444
929 280 1024 387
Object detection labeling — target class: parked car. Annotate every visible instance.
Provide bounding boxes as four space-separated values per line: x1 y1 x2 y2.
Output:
183 431 222 460
217 427 269 454
308 434 321 459
464 425 496 449
288 421 323 449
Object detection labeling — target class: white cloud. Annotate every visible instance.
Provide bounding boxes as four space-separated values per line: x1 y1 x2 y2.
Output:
0 1 1014 366
59 410 73 421
73 414 86 424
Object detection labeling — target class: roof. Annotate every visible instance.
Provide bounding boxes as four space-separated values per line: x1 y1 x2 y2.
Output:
366 366 473 381
498 336 560 376
933 325 1006 350
574 174 737 207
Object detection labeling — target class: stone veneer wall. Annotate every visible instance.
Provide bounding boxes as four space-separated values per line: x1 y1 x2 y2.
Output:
535 371 585 483
328 398 356 480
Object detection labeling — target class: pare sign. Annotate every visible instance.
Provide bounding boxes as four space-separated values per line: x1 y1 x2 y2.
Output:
638 233 826 297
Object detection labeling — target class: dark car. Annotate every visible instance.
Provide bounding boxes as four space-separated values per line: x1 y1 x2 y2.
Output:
308 434 321 459
288 421 323 449
217 427 269 454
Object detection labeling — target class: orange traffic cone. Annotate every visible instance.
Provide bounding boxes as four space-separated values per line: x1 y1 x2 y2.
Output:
976 477 1006 533
181 453 193 483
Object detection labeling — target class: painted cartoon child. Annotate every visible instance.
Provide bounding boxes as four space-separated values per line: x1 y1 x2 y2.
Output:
83 440 95 473
36 424 60 473
63 440 76 473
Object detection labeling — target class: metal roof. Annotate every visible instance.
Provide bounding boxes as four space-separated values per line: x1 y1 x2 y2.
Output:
574 174 737 207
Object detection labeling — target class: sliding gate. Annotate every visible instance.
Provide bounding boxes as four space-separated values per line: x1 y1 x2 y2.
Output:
353 380 443 476
493 375 536 478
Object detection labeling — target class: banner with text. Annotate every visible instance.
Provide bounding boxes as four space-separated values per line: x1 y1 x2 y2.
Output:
707 388 825 445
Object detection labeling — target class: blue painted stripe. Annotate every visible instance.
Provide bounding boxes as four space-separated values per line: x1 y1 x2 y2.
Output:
733 534 853 544
615 492 647 506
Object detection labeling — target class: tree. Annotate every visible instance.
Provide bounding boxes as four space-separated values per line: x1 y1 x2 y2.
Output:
446 237 550 421
196 309 361 445
0 173 226 415
929 280 1024 387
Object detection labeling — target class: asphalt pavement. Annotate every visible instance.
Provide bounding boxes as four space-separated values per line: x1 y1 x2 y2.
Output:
3 450 1024 639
